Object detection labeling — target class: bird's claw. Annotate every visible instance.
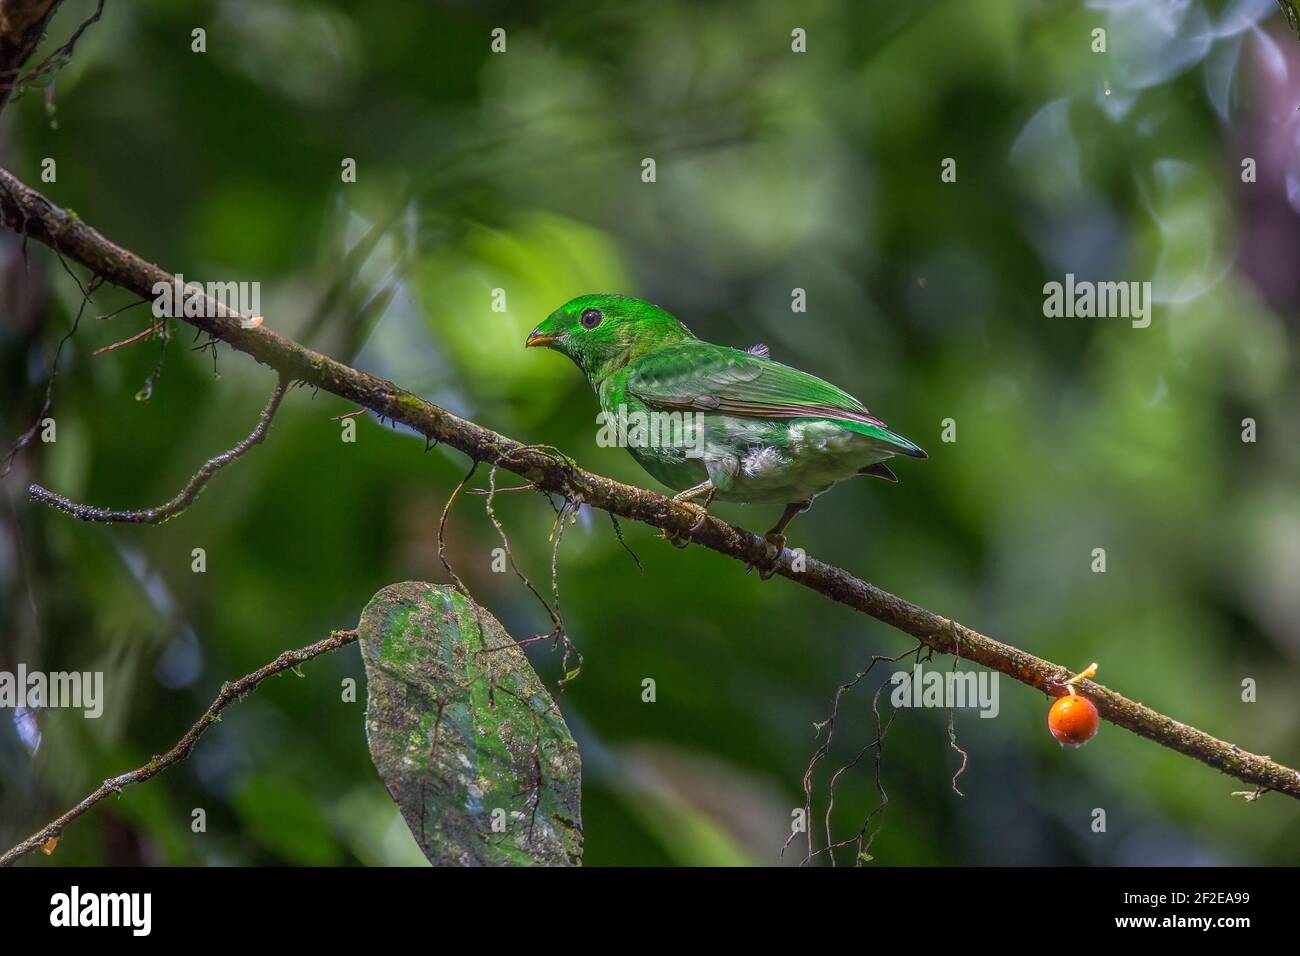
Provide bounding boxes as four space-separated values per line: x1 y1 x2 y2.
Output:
746 532 786 580
663 530 691 549
661 501 709 548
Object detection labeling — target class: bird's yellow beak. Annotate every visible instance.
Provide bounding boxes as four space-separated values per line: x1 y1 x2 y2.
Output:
525 329 557 349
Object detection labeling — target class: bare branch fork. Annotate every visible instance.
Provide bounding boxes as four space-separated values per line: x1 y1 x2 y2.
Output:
3 168 1297 805
0 629 359 868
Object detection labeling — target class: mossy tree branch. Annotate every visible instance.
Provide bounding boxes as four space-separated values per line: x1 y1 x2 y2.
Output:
2 166 1296 803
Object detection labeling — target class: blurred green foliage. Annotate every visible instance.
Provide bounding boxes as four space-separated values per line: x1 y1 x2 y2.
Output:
1 0 1298 866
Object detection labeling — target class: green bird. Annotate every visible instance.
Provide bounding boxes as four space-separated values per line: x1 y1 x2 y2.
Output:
526 294 925 574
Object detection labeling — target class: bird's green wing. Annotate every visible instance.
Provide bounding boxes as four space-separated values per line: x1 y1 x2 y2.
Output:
623 343 926 456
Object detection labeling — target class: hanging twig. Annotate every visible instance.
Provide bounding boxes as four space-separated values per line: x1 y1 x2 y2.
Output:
27 375 289 523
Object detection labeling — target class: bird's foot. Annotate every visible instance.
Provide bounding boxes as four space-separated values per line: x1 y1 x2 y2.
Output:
746 531 786 580
661 484 715 547
661 501 711 548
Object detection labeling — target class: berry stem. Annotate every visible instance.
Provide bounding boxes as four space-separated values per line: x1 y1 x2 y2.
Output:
1065 661 1098 696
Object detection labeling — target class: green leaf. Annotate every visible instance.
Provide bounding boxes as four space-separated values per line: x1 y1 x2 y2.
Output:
359 582 582 866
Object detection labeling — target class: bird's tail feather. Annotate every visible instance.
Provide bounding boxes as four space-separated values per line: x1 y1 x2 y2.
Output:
836 420 928 459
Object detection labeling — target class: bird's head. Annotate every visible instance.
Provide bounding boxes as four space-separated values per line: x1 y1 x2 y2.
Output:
526 293 695 383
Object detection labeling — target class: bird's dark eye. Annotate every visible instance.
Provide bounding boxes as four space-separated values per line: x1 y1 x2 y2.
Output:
580 308 603 329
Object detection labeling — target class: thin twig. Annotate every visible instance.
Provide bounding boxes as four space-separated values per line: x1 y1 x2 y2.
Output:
1 263 102 478
27 375 288 523
785 642 925 865
947 652 970 797
0 0 63 111
436 459 478 597
484 464 562 629
607 511 644 574
0 627 359 867
135 318 170 402
548 498 582 686
90 317 164 355
15 0 107 89
96 297 148 322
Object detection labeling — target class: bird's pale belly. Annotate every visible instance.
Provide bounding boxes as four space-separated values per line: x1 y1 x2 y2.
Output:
627 416 894 505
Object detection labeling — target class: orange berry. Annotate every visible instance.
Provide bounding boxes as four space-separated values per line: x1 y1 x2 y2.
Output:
1048 694 1099 746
